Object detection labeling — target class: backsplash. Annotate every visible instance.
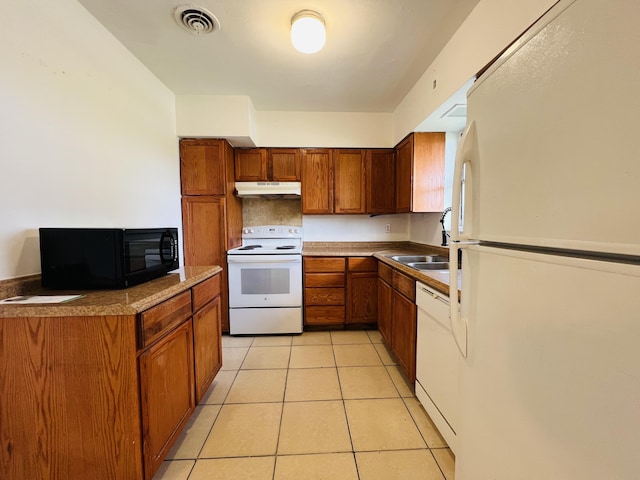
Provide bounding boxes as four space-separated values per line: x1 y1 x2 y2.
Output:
242 198 302 226
241 198 444 246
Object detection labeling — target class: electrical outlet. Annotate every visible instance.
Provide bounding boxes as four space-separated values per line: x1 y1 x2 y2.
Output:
385 224 391 233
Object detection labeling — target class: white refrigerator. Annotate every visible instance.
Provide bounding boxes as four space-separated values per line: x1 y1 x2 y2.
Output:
448 0 640 478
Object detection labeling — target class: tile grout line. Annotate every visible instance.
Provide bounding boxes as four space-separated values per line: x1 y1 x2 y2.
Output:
270 342 293 480
330 333 363 480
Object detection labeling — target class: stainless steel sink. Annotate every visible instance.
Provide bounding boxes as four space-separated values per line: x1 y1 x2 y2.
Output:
390 255 449 264
407 262 449 271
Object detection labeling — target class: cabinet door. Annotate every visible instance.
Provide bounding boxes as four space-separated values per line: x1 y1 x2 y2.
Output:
269 148 301 181
139 320 195 480
334 149 366 214
180 139 228 196
193 297 222 403
392 290 417 383
395 135 413 213
378 279 393 346
302 149 333 214
412 132 445 213
347 272 378 325
366 149 395 214
235 148 267 181
182 196 227 266
181 196 230 332
394 133 445 213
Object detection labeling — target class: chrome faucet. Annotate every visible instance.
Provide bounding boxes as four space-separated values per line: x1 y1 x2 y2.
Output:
439 207 452 246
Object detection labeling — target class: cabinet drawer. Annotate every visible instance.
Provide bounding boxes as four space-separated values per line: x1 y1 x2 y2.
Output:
392 270 416 302
304 257 346 273
305 273 345 288
378 262 393 284
192 274 221 312
305 288 344 306
348 257 377 272
305 306 345 325
140 291 192 348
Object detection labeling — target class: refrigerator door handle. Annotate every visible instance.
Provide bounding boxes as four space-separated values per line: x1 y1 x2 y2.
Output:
449 120 478 358
451 120 477 243
449 242 468 358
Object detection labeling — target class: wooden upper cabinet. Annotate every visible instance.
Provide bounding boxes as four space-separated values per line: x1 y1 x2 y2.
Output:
235 148 301 182
302 149 333 214
334 149 366 214
180 139 229 196
395 132 445 213
395 135 413 213
366 149 395 214
234 148 267 181
270 148 301 181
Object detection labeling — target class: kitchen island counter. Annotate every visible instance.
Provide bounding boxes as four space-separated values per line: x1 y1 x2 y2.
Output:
0 265 223 480
0 266 221 317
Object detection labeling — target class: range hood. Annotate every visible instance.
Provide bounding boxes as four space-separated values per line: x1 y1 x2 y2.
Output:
234 182 301 199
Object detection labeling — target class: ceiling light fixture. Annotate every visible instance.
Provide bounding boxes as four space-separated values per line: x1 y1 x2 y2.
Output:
290 10 326 54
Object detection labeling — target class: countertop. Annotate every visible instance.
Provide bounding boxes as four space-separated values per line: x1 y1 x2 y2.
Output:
0 266 221 318
303 241 461 298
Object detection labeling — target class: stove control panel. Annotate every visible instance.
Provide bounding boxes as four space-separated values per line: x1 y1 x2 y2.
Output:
241 225 303 239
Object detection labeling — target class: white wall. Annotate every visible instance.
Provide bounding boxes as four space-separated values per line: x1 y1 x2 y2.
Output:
176 95 258 147
175 102 394 148
254 111 393 148
392 0 556 142
0 0 179 280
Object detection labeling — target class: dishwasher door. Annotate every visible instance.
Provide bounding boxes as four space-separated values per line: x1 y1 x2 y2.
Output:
415 281 459 453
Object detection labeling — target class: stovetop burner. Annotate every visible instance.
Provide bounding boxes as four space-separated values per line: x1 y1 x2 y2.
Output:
238 245 262 250
277 245 296 250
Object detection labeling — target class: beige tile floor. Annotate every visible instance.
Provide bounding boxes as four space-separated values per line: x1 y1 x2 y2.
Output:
154 330 455 480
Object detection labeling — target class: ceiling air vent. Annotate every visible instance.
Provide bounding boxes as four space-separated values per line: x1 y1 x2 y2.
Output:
173 6 220 35
441 104 467 118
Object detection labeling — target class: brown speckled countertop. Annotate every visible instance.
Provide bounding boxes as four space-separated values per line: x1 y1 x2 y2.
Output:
0 266 221 318
303 241 461 298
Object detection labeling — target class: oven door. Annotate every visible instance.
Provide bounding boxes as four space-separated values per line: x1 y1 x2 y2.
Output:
227 254 302 308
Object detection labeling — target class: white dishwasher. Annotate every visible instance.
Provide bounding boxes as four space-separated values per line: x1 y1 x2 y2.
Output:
415 281 458 453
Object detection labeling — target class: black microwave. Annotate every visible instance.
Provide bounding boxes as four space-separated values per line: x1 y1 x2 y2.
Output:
39 228 179 289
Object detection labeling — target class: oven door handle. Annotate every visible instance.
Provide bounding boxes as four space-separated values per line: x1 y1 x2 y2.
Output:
227 256 301 264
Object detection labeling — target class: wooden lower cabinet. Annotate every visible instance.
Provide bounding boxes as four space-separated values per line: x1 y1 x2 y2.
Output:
304 256 378 329
377 278 393 345
0 270 223 480
0 314 143 480
391 288 417 383
378 262 417 383
140 320 195 479
193 297 222 402
346 257 378 327
304 257 346 328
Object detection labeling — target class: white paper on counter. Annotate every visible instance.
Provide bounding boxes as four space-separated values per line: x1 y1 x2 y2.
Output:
0 295 84 304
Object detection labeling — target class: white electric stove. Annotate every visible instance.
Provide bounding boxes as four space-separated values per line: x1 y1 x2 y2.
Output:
227 226 303 335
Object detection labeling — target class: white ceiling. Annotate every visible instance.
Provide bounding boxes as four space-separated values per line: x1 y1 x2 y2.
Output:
77 0 479 114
